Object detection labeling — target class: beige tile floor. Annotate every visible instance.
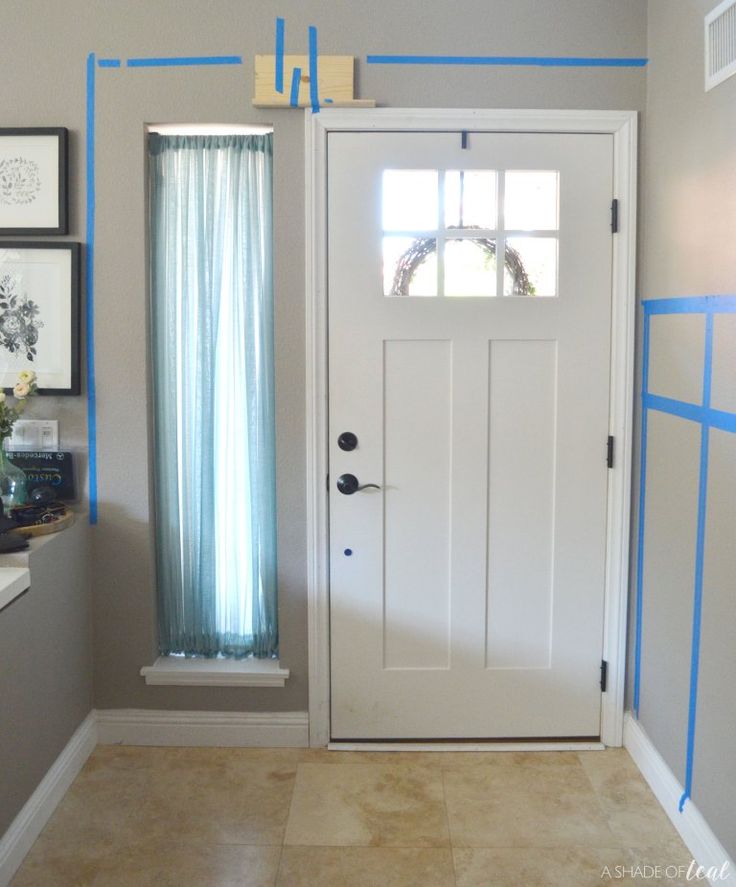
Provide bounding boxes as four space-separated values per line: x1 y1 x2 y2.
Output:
11 745 694 886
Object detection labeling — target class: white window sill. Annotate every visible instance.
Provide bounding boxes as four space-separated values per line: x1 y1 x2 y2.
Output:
140 656 289 688
0 567 31 612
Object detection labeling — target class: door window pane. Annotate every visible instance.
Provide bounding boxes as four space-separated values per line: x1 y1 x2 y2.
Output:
505 237 558 297
445 239 497 297
504 171 559 230
382 170 438 231
383 236 437 296
445 171 497 229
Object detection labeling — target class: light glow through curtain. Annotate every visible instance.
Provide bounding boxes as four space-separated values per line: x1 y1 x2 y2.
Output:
149 133 277 658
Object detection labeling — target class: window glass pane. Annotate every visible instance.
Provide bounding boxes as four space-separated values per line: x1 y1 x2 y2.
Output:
445 171 497 229
505 237 558 297
382 170 438 231
383 236 437 296
445 238 497 297
504 171 559 230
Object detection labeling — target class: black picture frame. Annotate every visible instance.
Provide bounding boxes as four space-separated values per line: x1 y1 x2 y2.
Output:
0 127 68 235
0 242 80 396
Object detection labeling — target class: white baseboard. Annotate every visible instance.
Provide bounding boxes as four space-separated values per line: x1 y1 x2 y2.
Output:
0 711 97 887
624 713 734 885
96 708 309 748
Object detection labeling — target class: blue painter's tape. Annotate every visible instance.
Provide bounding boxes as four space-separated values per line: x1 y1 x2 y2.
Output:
98 58 121 68
643 395 704 425
633 310 650 717
644 295 736 314
366 54 648 68
126 55 242 67
86 53 98 526
679 313 714 812
289 67 302 107
308 25 320 113
636 295 736 808
643 394 736 434
710 408 736 434
275 17 285 93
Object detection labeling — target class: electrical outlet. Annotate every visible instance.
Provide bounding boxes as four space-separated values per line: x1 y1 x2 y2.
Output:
9 420 59 451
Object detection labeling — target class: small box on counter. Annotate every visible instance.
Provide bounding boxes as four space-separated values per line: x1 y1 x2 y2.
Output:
5 450 76 502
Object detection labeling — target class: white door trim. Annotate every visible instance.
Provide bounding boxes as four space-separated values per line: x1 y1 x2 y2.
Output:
305 108 638 748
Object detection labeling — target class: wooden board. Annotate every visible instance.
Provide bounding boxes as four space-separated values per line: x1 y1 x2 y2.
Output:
253 55 374 108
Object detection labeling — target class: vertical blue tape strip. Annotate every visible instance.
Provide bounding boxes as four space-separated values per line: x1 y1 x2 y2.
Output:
86 53 98 525
679 311 714 812
308 25 320 112
289 67 302 107
275 17 285 93
633 309 651 717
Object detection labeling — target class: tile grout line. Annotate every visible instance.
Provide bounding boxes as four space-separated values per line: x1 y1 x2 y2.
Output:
440 768 460 886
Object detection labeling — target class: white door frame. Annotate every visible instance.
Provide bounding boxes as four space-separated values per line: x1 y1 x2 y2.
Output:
305 108 637 748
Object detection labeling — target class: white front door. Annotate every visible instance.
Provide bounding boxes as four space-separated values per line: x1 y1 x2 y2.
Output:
328 131 614 739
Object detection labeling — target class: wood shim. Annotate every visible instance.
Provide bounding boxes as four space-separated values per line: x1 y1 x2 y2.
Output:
253 55 374 107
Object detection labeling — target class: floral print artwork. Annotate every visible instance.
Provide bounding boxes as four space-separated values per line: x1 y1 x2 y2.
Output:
0 157 42 205
0 273 43 361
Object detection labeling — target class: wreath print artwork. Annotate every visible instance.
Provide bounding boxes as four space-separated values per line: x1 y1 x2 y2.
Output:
0 273 43 361
0 158 42 206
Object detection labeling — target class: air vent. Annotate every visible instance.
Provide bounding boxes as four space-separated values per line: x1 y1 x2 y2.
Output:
706 0 736 91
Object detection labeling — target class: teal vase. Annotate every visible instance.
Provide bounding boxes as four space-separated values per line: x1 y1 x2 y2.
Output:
0 442 27 512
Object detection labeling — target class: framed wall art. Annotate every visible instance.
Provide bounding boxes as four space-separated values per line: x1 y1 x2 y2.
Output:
0 243 80 395
0 128 68 235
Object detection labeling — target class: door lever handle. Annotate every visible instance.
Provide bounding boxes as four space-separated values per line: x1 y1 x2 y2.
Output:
336 473 382 495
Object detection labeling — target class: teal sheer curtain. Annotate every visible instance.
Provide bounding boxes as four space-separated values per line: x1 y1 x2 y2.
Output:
149 133 277 658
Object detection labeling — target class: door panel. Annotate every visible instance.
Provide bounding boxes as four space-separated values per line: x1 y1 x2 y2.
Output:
383 339 452 670
486 339 557 670
328 131 613 739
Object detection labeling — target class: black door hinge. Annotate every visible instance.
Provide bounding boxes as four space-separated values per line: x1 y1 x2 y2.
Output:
611 199 619 234
461 130 469 149
600 660 608 693
326 473 330 492
606 435 615 469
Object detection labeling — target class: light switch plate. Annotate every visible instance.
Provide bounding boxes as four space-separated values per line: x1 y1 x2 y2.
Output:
8 420 59 451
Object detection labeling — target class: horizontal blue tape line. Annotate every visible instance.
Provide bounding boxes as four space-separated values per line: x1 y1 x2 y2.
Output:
98 58 121 68
643 295 736 314
710 407 736 434
126 55 242 67
644 394 736 433
366 54 648 67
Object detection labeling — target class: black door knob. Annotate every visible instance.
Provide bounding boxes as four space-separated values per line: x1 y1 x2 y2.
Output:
337 431 358 452
337 473 360 495
336 474 381 495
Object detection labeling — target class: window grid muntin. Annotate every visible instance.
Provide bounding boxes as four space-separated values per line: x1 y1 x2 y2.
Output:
382 167 560 298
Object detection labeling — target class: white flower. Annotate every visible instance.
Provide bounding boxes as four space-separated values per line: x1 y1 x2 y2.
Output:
18 370 35 384
13 382 30 398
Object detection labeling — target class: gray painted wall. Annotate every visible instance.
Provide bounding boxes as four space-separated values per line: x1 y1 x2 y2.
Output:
0 0 647 714
632 0 736 858
0 520 92 835
2 0 733 862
